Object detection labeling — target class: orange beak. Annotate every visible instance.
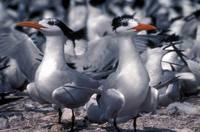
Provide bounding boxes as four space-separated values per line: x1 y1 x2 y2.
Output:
16 21 46 30
133 23 156 32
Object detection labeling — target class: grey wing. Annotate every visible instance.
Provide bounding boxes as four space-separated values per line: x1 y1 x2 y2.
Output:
0 27 22 56
72 37 118 79
134 34 178 53
158 81 180 106
87 89 125 123
83 37 118 72
85 69 115 80
26 83 48 104
0 26 42 81
52 83 98 109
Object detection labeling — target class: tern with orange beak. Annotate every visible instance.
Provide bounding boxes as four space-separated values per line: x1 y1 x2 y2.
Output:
16 18 100 131
86 15 158 132
70 14 158 79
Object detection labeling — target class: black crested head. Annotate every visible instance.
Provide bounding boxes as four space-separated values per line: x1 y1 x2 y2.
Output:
112 14 135 31
46 18 87 47
47 18 75 42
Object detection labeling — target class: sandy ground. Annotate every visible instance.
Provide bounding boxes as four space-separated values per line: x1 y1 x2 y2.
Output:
0 93 199 132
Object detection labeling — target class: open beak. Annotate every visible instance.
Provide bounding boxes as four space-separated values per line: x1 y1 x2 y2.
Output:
133 23 156 32
16 21 46 30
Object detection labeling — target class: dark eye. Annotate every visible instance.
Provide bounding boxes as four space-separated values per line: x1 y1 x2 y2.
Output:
48 21 54 25
122 22 128 26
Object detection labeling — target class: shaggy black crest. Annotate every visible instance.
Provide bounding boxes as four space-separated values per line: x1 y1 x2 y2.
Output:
112 15 134 31
46 18 86 47
46 18 76 41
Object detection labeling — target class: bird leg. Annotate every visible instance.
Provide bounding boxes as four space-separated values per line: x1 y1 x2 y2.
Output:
72 41 76 48
113 117 120 132
70 109 75 132
133 115 140 132
133 118 137 132
58 108 62 124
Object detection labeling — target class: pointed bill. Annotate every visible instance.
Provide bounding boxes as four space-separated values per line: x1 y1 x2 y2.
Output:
133 23 156 31
16 21 46 29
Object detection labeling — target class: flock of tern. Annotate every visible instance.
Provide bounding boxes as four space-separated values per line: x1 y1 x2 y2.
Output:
0 0 200 131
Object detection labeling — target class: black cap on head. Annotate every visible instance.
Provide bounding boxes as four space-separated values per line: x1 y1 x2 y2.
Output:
46 18 87 47
112 14 135 31
46 18 75 41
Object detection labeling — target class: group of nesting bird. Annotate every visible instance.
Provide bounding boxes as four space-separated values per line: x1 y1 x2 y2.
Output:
0 0 200 131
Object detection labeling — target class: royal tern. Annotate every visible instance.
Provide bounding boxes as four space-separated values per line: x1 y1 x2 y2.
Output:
16 18 100 131
143 37 185 86
71 15 172 79
87 15 157 131
141 44 186 106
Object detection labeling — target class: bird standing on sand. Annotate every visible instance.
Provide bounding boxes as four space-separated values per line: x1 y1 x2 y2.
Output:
87 15 158 132
16 18 100 131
